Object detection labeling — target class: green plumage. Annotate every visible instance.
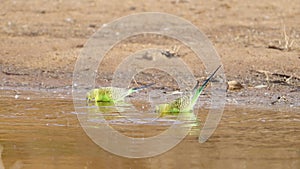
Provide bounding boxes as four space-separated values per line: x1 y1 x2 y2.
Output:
155 94 193 115
86 83 154 103
156 66 221 116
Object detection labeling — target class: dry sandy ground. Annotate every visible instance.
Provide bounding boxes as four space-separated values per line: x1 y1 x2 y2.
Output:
0 0 299 106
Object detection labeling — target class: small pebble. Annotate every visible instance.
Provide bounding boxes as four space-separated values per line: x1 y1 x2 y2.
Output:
227 80 243 91
254 84 267 89
64 18 74 23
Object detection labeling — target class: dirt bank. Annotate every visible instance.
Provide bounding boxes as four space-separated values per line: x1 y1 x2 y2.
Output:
0 0 299 107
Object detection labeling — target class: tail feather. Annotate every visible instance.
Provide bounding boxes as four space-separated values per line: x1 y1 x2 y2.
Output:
191 65 222 106
192 80 200 93
129 83 155 94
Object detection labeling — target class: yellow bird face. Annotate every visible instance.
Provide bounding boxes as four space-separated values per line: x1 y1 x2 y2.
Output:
86 89 99 102
155 104 168 113
156 103 180 117
86 88 115 102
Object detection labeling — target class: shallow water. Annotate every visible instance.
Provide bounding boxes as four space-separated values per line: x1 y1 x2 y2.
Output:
0 90 300 169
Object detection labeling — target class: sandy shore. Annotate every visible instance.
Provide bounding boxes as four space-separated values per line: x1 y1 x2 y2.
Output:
0 0 299 107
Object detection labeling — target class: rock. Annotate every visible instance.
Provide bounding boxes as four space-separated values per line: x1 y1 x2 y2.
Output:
227 80 243 91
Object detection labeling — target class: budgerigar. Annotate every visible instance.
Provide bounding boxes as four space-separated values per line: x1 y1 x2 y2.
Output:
86 83 154 103
156 65 221 116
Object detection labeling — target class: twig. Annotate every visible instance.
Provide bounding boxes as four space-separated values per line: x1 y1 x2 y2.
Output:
132 76 138 86
252 69 300 81
267 45 284 51
267 23 295 51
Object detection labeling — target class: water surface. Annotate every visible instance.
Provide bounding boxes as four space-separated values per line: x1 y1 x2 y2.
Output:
0 90 299 169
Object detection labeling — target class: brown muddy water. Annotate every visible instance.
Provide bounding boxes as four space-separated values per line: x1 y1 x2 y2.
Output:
0 89 299 169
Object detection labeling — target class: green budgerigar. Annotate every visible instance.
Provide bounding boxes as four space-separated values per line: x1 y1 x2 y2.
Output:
86 83 154 103
156 65 221 116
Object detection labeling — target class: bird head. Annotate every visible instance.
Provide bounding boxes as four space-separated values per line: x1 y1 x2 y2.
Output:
156 103 180 117
86 89 98 102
